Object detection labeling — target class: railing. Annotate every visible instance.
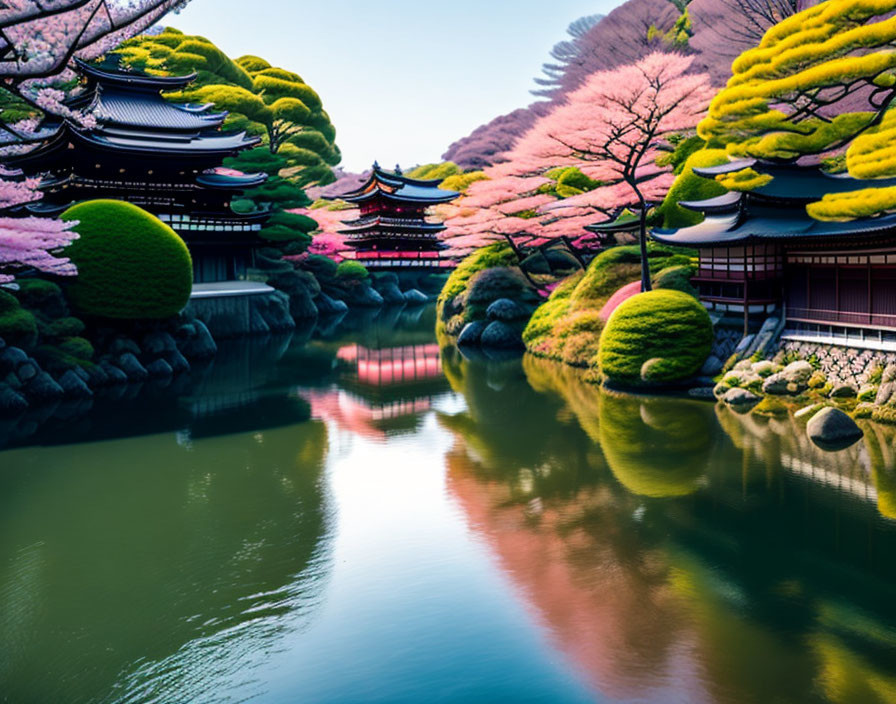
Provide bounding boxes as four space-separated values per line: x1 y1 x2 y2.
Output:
787 306 896 330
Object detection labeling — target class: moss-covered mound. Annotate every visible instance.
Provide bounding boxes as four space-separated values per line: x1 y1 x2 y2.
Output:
599 289 712 387
61 200 193 320
0 290 38 348
523 244 692 368
437 242 542 336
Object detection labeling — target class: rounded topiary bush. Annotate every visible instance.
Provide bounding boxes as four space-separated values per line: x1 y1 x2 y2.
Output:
335 260 369 280
61 200 193 319
599 289 712 386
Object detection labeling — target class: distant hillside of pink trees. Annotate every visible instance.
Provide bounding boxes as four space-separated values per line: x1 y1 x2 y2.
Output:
442 0 808 169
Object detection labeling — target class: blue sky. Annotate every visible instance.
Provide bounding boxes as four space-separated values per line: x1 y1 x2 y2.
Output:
164 0 625 171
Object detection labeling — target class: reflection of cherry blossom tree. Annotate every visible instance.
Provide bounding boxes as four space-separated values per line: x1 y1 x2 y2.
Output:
0 1 189 281
443 53 714 290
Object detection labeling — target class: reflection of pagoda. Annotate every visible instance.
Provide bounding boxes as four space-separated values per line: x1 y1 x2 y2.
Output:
6 60 270 284
326 163 459 269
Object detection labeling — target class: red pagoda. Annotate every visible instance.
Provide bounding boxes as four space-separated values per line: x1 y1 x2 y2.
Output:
6 59 270 284
327 163 459 269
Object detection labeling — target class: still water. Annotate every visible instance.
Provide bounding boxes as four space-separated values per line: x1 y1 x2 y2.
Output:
2 305 895 704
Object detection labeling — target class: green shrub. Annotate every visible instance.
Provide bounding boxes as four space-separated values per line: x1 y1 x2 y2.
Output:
653 264 698 297
437 242 518 319
41 316 85 339
61 200 193 319
599 289 713 386
59 336 94 361
13 278 68 317
303 254 339 280
656 148 730 228
0 290 38 348
335 260 369 280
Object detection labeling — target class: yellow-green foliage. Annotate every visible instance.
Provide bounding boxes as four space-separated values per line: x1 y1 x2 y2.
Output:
808 185 896 220
657 148 730 227
0 290 38 348
441 171 488 193
599 289 712 386
715 167 773 191
437 243 518 319
405 162 461 181
599 393 710 498
698 0 896 169
335 260 369 280
61 200 193 320
522 244 691 367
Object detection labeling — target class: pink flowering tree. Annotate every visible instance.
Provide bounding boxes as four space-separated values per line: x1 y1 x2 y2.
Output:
444 53 714 290
0 0 190 282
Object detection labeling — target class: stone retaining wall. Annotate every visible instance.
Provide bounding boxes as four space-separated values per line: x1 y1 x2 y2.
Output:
774 339 896 387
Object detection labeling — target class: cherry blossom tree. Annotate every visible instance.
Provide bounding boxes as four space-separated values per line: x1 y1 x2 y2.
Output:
444 52 714 291
0 0 188 281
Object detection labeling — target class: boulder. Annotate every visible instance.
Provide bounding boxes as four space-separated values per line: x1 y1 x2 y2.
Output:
723 387 761 408
700 355 724 377
142 331 177 356
403 288 429 305
486 298 530 322
162 350 191 374
806 407 864 451
253 291 296 333
117 353 148 382
180 319 217 360
0 383 27 416
761 374 786 395
316 292 349 316
99 361 128 385
751 360 777 377
371 273 405 305
829 383 857 398
781 360 814 385
733 359 754 372
15 360 38 384
712 382 730 399
85 363 110 388
58 369 93 399
457 321 488 346
145 358 173 379
108 336 141 357
480 321 524 349
338 283 384 308
24 371 64 403
0 346 27 375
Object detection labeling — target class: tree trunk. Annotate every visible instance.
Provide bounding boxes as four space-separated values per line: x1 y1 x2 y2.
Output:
633 185 652 293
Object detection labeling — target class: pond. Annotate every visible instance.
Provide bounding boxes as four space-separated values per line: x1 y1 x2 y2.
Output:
2 304 895 704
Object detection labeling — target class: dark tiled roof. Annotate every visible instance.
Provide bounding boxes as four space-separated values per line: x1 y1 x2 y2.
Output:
329 164 459 204
73 127 259 155
92 87 226 131
679 191 742 213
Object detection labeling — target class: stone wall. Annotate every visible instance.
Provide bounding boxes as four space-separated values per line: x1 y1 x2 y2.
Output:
774 339 896 387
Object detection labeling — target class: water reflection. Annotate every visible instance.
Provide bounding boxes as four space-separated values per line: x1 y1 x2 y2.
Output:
0 422 333 703
441 351 896 704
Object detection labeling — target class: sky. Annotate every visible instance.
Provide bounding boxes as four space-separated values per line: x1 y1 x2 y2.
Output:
164 0 626 172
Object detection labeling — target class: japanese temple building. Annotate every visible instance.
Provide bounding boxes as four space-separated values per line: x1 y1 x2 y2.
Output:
327 163 458 269
7 59 269 284
652 159 896 348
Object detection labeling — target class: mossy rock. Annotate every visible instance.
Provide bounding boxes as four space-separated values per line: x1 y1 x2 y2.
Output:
0 290 38 348
437 243 518 321
61 200 193 319
335 260 369 280
13 278 68 318
599 289 712 387
653 265 698 298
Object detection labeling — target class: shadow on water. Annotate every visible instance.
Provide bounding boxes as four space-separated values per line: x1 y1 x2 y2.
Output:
439 350 896 704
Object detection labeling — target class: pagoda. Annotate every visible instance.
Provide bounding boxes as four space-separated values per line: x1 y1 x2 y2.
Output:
652 159 896 347
6 59 270 284
326 163 459 269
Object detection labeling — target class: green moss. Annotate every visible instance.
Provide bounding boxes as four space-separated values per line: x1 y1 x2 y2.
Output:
335 260 369 280
437 243 518 321
59 336 95 361
0 290 38 348
522 243 693 367
463 267 538 322
41 316 86 339
599 289 713 386
752 397 790 417
61 200 193 320
656 148 730 228
653 264 698 297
